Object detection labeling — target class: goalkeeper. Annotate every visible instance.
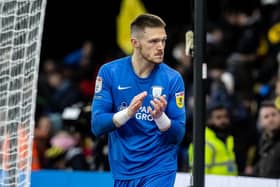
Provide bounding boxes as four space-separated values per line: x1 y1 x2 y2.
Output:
91 13 186 187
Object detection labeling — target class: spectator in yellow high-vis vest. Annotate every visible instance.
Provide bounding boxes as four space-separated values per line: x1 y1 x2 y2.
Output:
188 104 238 176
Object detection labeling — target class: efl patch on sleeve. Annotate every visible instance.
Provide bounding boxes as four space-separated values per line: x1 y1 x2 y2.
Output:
175 91 184 108
95 76 102 93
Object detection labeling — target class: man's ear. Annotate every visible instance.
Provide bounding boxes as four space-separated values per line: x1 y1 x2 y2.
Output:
131 37 139 48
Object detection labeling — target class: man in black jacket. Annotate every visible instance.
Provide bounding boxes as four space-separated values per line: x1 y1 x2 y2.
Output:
253 100 280 178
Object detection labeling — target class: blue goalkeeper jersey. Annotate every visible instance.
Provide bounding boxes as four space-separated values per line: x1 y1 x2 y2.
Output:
91 56 186 180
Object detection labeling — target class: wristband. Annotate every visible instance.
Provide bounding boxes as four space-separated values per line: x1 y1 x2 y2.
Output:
154 112 171 132
113 108 130 127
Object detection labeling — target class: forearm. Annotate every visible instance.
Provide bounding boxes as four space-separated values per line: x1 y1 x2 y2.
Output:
164 119 185 144
91 113 115 137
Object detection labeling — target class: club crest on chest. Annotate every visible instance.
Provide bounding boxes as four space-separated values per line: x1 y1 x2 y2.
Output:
151 86 163 99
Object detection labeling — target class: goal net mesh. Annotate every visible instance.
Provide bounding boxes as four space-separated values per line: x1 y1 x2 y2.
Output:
0 0 47 186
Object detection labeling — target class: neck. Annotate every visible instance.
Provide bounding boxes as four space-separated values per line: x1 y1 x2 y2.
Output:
266 129 280 138
131 54 155 78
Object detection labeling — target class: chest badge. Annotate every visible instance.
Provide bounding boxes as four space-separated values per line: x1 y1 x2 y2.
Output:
152 86 163 98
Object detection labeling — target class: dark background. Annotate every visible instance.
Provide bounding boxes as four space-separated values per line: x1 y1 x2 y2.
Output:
40 0 224 63
35 0 268 174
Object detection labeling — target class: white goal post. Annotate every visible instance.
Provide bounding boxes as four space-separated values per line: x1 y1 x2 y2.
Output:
0 0 47 186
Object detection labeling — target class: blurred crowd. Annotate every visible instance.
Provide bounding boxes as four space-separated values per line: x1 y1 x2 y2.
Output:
33 0 280 179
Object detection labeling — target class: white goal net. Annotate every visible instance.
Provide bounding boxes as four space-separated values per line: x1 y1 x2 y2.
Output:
0 0 47 186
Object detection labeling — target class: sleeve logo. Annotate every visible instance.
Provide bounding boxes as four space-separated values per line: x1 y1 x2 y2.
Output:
95 76 102 93
175 91 184 108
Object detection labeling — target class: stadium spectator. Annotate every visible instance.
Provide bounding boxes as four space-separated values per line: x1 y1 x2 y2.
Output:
91 13 186 186
45 130 90 170
63 40 98 103
47 70 81 113
251 100 280 178
32 115 53 169
36 58 58 115
188 104 238 176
